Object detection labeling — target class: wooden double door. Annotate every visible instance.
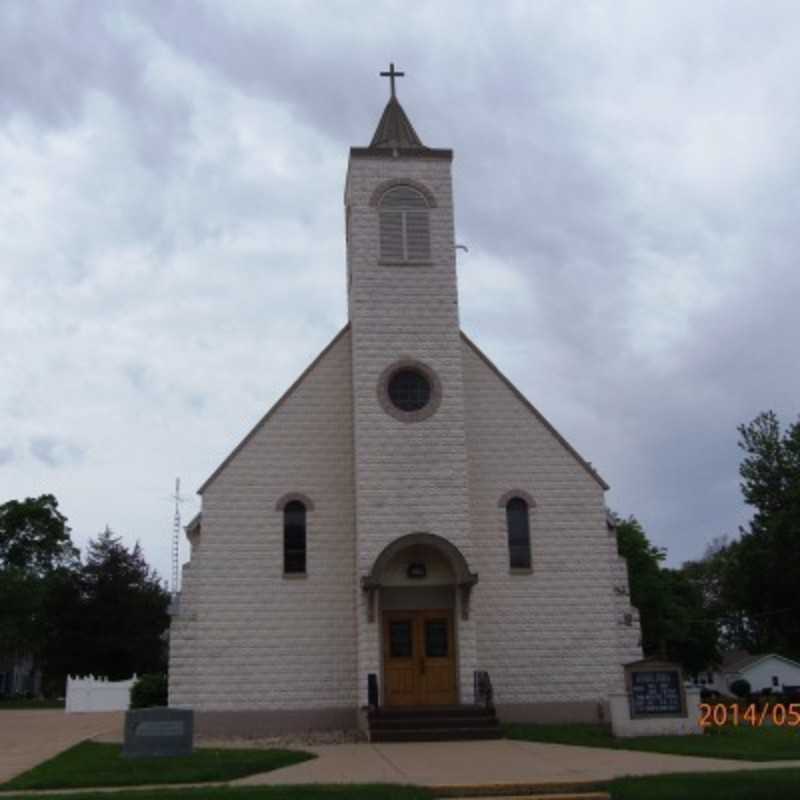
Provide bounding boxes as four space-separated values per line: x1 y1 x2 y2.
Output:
383 609 457 706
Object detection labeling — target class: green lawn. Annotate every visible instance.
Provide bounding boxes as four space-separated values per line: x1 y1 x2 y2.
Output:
0 697 64 710
0 742 315 791
504 722 800 761
610 767 800 799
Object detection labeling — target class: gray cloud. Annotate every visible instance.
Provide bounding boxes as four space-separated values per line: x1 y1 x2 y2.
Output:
29 437 85 468
0 447 15 466
2 1 798 574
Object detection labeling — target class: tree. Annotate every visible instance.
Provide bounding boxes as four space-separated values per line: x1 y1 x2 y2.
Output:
616 516 668 656
77 527 170 680
660 567 720 675
616 516 719 674
732 411 800 656
0 568 42 662
676 411 800 661
0 495 79 670
1 497 171 693
0 495 78 576
682 538 751 653
38 566 87 694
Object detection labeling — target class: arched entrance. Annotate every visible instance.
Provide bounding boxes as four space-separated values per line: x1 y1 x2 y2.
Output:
362 534 478 707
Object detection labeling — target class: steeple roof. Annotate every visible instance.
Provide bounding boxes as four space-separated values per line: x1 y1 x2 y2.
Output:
350 63 452 161
369 96 425 149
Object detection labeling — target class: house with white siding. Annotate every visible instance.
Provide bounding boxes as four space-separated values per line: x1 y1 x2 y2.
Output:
697 651 800 695
168 67 641 739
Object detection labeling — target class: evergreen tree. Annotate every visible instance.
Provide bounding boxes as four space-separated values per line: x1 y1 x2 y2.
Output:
679 411 800 661
733 411 800 655
78 527 170 680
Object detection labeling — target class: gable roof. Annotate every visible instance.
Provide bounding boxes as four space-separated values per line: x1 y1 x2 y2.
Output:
197 324 608 496
460 331 609 491
723 652 800 674
721 650 756 671
197 324 351 495
184 512 201 532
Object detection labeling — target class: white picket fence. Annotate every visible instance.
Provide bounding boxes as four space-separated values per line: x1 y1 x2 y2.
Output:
65 674 136 712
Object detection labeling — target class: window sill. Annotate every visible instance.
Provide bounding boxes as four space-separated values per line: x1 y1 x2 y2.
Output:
283 572 308 579
379 259 433 267
509 567 533 575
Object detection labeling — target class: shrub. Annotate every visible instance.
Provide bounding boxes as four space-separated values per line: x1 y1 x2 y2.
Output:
130 674 168 709
729 678 751 699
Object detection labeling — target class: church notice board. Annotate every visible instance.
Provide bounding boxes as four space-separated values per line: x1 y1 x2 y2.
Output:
624 660 687 719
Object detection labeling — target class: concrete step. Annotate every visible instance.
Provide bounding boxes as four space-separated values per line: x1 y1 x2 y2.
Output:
370 715 500 730
370 726 503 742
368 704 500 742
368 705 495 720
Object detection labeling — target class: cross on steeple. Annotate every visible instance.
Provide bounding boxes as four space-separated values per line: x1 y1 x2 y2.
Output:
380 62 404 99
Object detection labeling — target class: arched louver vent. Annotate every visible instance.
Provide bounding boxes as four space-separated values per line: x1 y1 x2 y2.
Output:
379 186 431 261
379 211 404 259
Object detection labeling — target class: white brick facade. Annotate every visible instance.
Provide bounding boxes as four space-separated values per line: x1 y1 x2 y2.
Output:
462 336 640 712
345 152 477 705
169 329 357 713
168 96 640 730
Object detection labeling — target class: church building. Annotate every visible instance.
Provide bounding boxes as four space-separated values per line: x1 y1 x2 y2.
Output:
168 66 641 738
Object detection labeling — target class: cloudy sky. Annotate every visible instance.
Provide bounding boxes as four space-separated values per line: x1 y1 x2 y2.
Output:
2 0 798 582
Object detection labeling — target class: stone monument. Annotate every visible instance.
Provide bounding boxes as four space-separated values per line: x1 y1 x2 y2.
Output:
123 707 194 758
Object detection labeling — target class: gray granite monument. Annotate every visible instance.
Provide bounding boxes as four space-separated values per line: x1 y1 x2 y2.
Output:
123 708 194 758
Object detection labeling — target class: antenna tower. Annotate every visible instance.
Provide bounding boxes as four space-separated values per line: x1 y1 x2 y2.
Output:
171 477 184 595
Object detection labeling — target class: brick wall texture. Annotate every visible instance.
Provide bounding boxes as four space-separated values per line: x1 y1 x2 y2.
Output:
168 145 641 719
169 329 357 711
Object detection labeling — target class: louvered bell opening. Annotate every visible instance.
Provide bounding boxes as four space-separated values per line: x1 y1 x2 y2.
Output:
405 211 431 260
380 211 404 260
381 186 428 208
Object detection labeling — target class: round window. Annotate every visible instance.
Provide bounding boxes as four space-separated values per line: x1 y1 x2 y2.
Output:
377 359 442 422
387 368 431 412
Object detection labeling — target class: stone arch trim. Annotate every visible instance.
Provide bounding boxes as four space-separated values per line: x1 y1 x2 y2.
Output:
274 492 315 512
497 489 536 508
369 178 438 208
361 533 478 622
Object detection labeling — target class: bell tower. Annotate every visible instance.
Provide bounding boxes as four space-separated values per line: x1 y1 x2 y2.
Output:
345 65 477 704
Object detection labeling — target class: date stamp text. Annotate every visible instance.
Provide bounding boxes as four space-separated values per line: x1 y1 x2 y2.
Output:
699 703 800 727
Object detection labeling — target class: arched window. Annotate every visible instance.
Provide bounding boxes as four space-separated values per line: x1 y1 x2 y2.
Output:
506 497 531 569
379 186 431 262
283 500 307 574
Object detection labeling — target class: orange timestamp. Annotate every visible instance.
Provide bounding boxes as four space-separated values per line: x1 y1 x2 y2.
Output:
699 702 800 727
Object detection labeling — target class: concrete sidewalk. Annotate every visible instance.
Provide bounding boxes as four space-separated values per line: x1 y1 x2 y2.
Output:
0 711 123 784
234 738 800 788
3 717 800 796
